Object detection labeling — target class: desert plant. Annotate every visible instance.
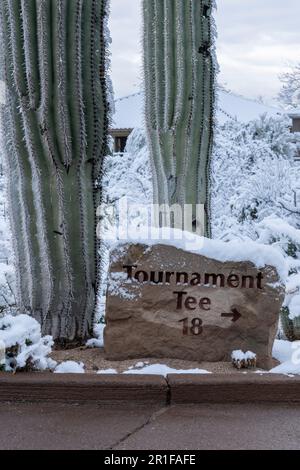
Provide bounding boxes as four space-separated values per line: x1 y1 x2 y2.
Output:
143 0 216 236
281 306 300 341
0 0 110 343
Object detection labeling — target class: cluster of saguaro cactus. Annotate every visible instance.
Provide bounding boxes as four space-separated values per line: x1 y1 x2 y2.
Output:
0 0 110 342
143 0 215 236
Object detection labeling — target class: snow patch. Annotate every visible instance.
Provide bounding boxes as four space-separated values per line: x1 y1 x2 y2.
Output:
231 350 257 369
54 361 85 374
97 368 117 375
123 363 211 377
86 323 105 348
86 338 103 349
270 361 300 375
271 339 300 375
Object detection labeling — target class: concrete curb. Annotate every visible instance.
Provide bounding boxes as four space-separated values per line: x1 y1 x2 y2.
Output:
0 373 167 405
1 373 300 405
167 374 300 404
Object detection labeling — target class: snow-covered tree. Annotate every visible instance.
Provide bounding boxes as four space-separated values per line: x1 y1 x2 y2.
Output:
278 63 300 109
211 115 298 240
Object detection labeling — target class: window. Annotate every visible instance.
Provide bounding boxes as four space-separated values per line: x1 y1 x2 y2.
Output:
114 135 128 153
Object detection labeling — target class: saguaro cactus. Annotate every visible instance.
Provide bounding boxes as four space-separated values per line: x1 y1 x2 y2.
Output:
0 0 110 342
143 0 216 236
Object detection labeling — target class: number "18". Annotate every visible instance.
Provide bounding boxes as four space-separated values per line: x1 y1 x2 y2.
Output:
179 318 203 336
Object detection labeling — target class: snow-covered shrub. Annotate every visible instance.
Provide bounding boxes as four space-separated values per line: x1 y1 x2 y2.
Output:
211 115 298 240
101 127 152 224
231 350 257 369
256 217 300 340
0 267 15 313
0 314 56 372
257 217 300 262
278 63 300 110
280 307 300 341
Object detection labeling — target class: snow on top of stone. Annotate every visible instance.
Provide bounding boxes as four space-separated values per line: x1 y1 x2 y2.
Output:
110 229 288 284
112 89 282 130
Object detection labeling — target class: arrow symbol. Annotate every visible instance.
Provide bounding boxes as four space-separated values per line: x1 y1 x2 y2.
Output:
221 308 241 323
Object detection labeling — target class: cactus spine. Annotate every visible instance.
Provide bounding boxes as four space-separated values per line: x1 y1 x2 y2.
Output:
143 0 215 236
0 0 110 342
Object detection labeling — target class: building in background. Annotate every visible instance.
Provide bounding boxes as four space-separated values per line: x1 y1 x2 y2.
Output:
110 89 283 155
289 110 300 133
288 110 300 161
109 92 142 154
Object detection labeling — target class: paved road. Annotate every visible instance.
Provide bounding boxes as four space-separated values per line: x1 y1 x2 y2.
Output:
1 402 300 450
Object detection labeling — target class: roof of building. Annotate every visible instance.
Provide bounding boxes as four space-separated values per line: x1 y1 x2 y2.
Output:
112 89 282 130
288 109 300 118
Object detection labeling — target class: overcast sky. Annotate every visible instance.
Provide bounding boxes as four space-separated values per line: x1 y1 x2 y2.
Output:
109 0 300 103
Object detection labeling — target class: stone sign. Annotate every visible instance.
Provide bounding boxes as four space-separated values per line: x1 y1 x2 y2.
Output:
104 243 285 369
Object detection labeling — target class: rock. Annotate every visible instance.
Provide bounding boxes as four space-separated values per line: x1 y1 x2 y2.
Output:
104 243 285 369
